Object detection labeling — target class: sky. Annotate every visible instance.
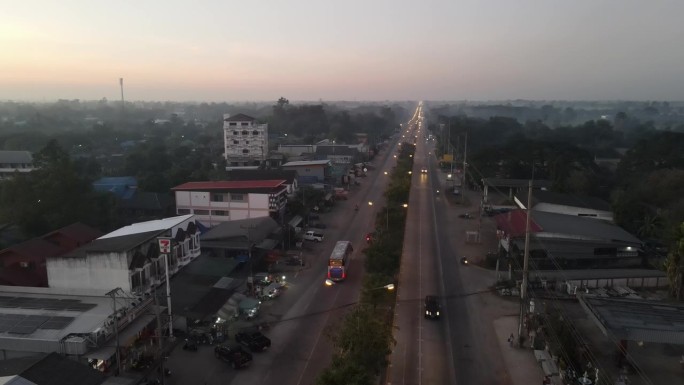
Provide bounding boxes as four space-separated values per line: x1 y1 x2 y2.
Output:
2 0 684 102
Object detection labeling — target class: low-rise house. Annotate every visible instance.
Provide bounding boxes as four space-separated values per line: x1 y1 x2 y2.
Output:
281 160 332 184
172 180 288 227
515 189 614 222
0 151 34 180
93 176 175 224
314 145 360 165
0 223 103 287
495 209 643 269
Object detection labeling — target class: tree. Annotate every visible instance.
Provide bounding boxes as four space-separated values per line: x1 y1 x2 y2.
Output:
664 223 684 299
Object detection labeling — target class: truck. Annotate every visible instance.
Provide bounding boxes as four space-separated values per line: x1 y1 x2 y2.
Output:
235 330 272 352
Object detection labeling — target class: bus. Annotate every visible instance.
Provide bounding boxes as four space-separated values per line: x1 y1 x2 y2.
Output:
327 241 353 281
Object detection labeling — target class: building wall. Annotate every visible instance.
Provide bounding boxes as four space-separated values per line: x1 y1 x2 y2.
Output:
283 166 325 182
223 118 269 165
47 253 132 292
534 203 614 221
277 145 315 156
175 190 276 227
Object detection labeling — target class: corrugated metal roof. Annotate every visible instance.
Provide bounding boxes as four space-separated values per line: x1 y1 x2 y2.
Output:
99 215 194 239
0 151 32 164
496 209 640 245
579 295 684 344
223 113 255 122
282 160 331 167
171 180 286 191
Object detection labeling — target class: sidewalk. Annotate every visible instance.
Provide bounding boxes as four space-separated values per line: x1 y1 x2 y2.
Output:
493 316 547 385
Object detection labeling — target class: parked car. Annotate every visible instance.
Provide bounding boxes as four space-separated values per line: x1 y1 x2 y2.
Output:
235 330 272 352
424 295 441 319
214 345 253 369
303 230 324 242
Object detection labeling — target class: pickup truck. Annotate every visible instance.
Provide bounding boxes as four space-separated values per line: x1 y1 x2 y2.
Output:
214 345 253 369
235 330 272 352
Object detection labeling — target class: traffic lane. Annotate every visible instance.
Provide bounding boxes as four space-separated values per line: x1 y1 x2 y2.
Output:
434 192 513 385
233 153 394 385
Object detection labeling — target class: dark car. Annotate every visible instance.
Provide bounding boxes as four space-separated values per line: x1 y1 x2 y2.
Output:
214 345 253 369
424 295 441 319
458 213 474 219
235 330 272 352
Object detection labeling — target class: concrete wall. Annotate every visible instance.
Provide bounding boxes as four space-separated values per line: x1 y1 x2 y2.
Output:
47 252 132 292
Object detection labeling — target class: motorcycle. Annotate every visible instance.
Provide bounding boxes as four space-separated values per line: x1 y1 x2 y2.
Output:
182 338 198 351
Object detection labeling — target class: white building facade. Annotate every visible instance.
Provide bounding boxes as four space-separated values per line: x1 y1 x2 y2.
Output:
223 113 269 167
47 215 201 294
172 180 288 227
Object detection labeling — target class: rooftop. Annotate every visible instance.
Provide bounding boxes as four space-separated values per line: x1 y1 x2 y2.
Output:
282 160 331 167
223 113 255 122
0 151 33 165
495 209 641 245
226 169 298 184
171 180 286 191
99 214 194 239
517 189 611 212
63 230 164 257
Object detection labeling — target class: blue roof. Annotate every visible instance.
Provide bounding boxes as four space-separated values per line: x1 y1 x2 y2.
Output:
92 176 138 200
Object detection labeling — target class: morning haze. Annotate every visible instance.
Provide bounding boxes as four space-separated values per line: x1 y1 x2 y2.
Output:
2 0 684 102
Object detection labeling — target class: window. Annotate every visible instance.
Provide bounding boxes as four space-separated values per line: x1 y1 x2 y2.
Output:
231 193 244 201
233 140 239 144
229 122 237 126
252 130 259 135
242 130 249 135
212 210 228 216
177 208 191 215
242 149 249 154
245 141 249 144
211 193 224 202
241 122 249 126
233 131 238 135
194 209 209 215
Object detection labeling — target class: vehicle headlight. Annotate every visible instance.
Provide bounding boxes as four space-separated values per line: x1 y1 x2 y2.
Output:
425 310 429 315
436 311 440 316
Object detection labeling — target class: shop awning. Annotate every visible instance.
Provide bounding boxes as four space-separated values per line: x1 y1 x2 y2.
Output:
86 345 116 361
256 238 279 250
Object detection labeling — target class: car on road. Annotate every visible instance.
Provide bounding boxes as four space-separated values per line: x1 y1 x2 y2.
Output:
365 232 376 244
458 213 474 219
460 256 469 265
214 345 253 369
452 188 461 195
421 168 428 173
235 330 272 352
424 295 441 319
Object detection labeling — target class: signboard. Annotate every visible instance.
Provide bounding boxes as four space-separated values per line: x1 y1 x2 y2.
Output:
158 238 172 254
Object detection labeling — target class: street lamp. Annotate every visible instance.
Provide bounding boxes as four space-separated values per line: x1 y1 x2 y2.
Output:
384 171 388 175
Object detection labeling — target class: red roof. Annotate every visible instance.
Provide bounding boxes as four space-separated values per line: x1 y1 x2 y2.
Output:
42 222 103 245
0 239 66 260
172 180 286 191
494 209 543 238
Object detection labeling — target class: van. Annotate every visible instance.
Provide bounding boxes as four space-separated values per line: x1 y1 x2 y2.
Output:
303 230 324 242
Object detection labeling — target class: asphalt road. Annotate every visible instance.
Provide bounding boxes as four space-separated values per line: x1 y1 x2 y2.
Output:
388 104 518 385
225 135 402 385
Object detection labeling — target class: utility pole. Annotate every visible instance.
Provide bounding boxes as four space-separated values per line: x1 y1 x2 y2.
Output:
106 288 122 375
517 180 533 344
164 254 173 338
119 78 125 117
153 284 167 385
461 131 468 204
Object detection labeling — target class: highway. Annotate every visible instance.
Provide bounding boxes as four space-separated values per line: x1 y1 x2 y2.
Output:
388 103 514 385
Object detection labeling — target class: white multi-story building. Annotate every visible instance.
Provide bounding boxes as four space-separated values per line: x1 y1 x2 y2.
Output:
172 180 288 227
223 113 269 167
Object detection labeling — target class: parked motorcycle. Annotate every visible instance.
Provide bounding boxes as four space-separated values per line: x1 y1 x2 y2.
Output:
182 338 198 351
